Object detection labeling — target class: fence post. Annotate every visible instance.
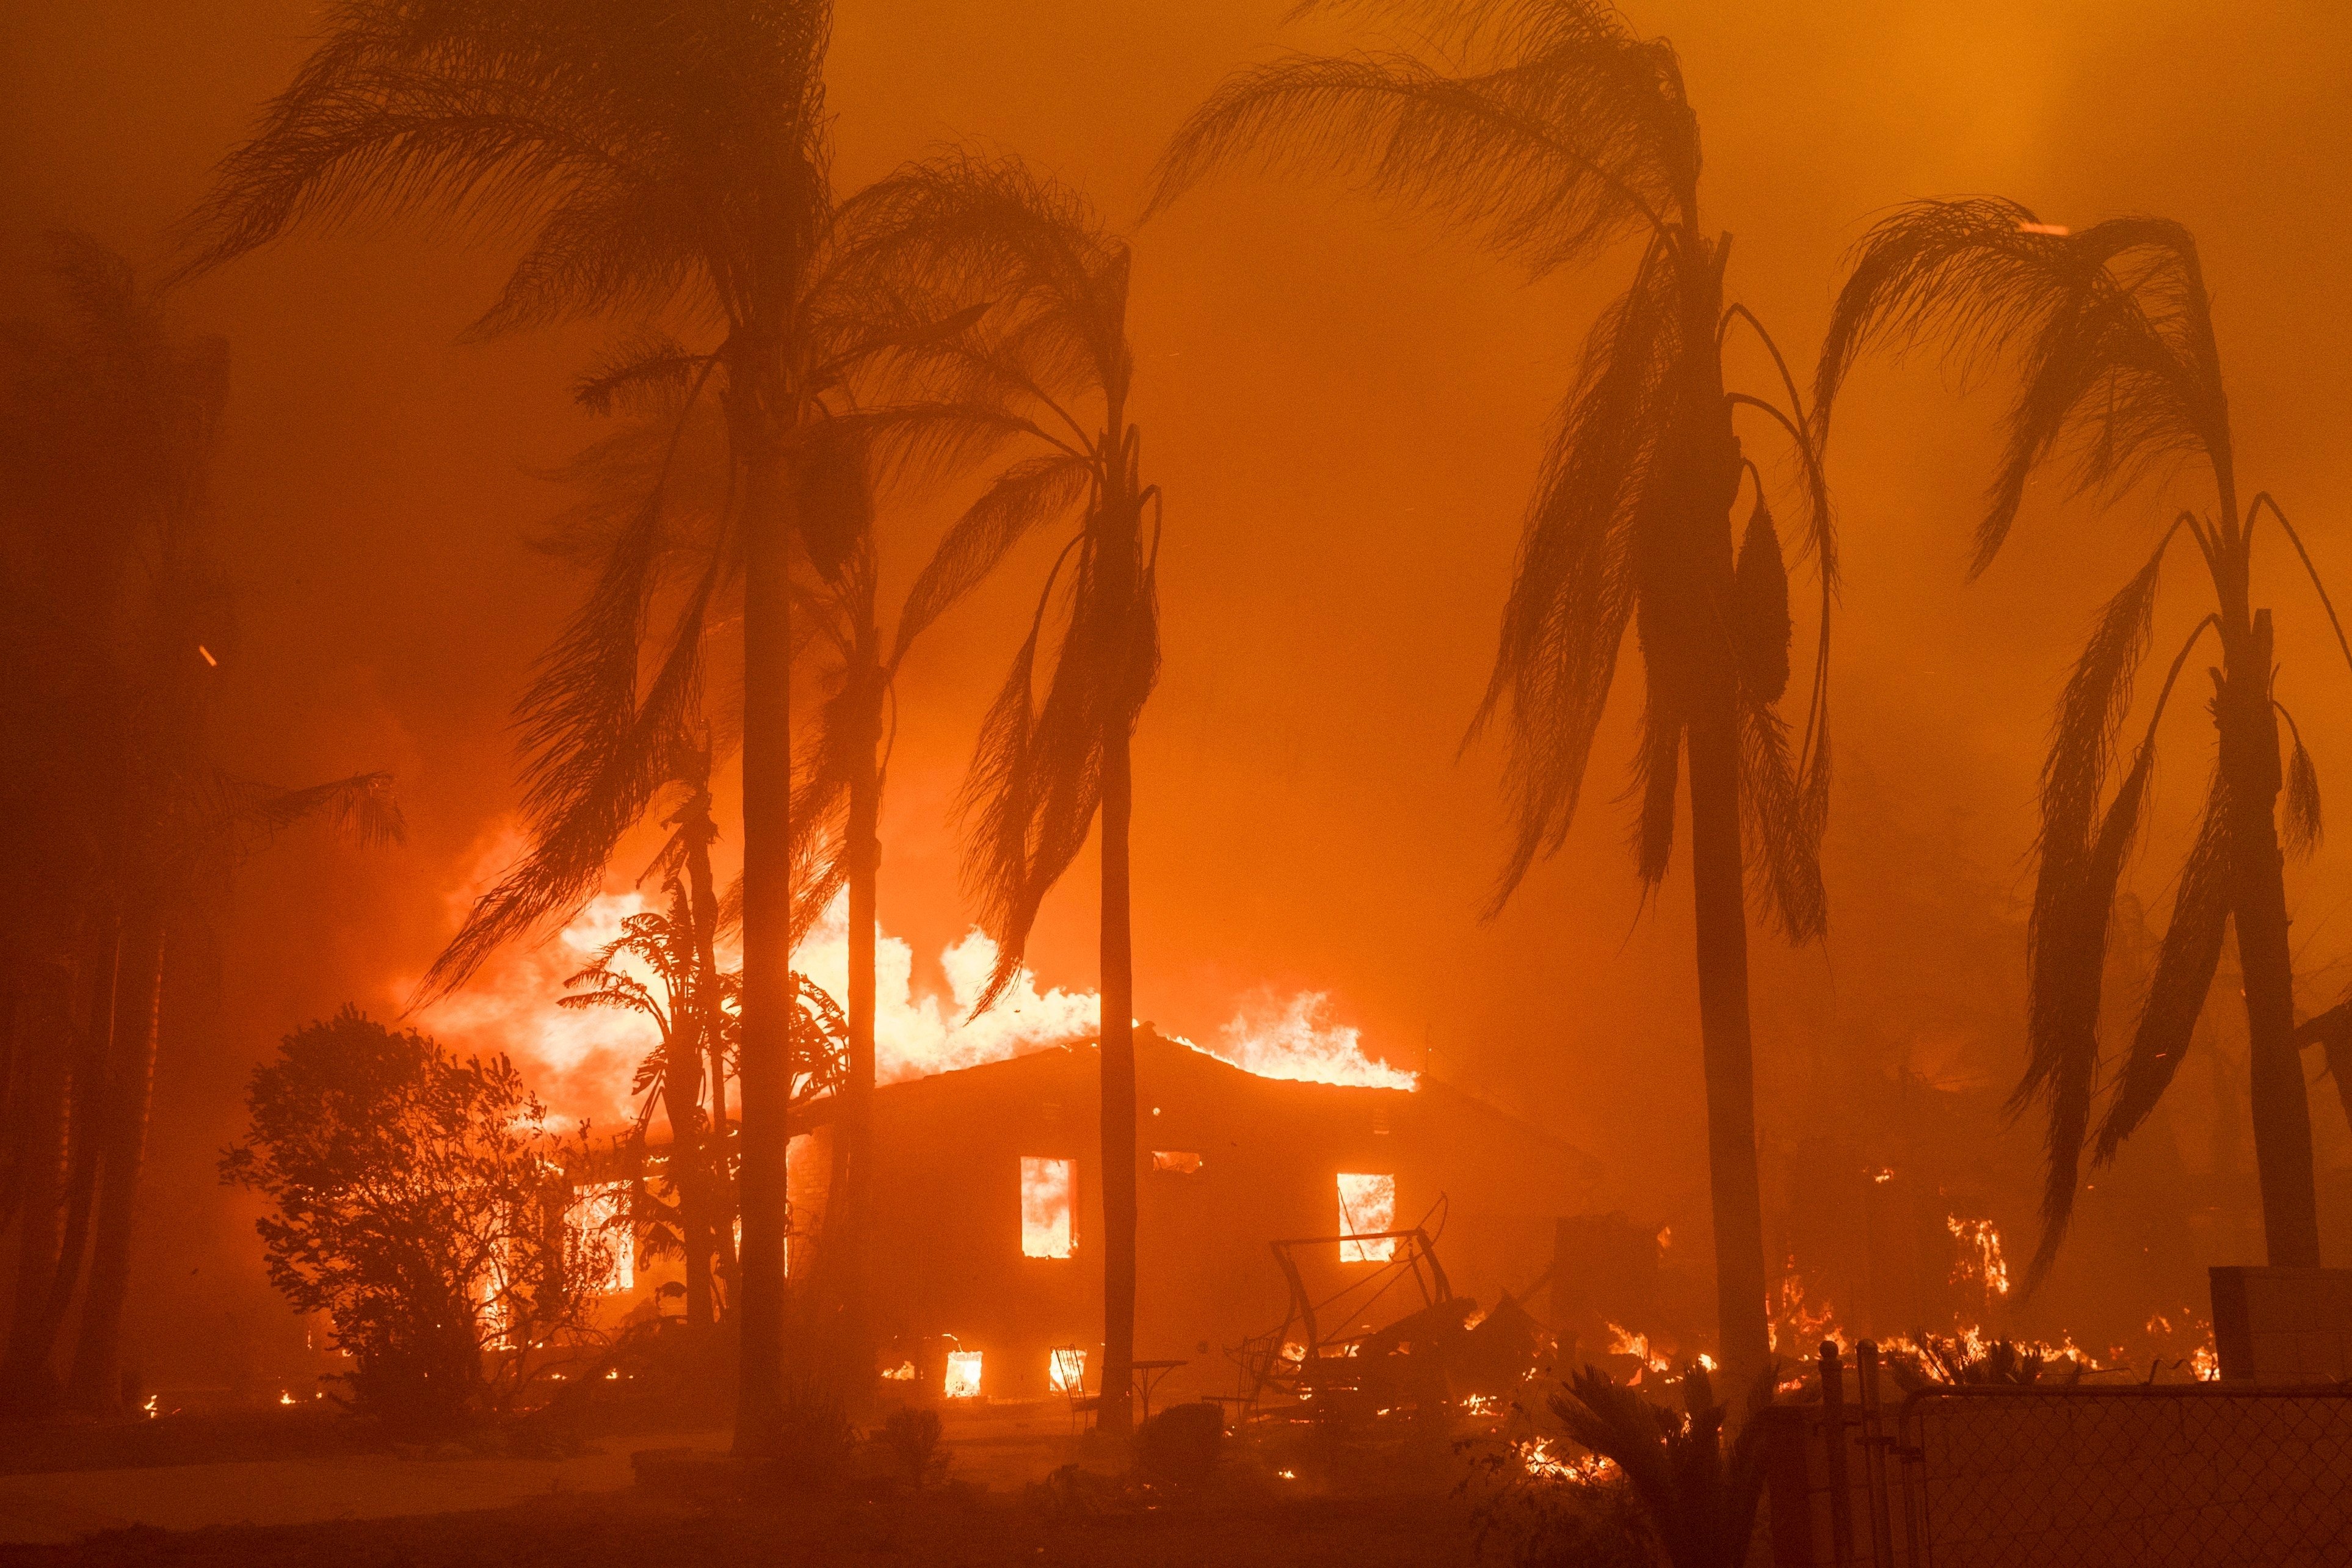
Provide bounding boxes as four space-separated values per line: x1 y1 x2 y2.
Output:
1821 1340 1854 1568
1857 1341 1897 1568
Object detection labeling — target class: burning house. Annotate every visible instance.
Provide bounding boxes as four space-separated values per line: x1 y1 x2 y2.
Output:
773 1025 1597 1404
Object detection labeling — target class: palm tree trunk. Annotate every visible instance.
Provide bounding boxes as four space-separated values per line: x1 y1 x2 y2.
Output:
734 413 796 1457
2218 608 2321 1266
1685 685 1773 1388
664 1066 714 1336
682 830 735 1308
838 728 880 1401
0 984 71 1416
66 910 167 1415
1098 717 1138 1438
7 918 123 1411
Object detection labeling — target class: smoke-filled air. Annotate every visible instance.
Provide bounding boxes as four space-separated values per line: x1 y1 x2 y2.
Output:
5 2 2352 1563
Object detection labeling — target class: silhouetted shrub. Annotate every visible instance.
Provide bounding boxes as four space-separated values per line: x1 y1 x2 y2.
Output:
769 1377 857 1489
1137 1400 1224 1492
879 1406 949 1490
219 1009 621 1436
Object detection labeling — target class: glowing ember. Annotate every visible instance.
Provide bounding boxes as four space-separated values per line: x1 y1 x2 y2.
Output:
141 1395 159 1419
1020 1157 1075 1259
1947 1216 2011 1298
883 1361 916 1381
944 1350 984 1399
277 1391 295 1406
1606 1322 1671 1376
572 1183 633 1293
1337 1172 1396 1261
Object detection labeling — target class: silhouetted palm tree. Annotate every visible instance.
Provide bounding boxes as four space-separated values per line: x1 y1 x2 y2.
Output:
176 0 854 1451
560 877 734 1329
0 235 403 1417
1815 199 2350 1280
1152 0 1832 1384
844 153 1160 1431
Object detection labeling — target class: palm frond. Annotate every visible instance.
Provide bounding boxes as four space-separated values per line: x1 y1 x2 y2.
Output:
892 453 1092 664
1473 236 1683 912
1148 0 1697 274
2091 769 2233 1172
2278 701 2321 862
1814 198 2223 577
2016 611 2213 1285
172 0 838 338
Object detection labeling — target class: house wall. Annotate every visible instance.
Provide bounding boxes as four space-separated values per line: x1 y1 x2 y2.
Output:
851 1039 1592 1404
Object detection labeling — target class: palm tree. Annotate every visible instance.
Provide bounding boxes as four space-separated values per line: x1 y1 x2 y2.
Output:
559 878 733 1330
1815 199 2350 1279
0 234 405 1416
841 154 1161 1432
176 0 847 1453
1150 0 1832 1384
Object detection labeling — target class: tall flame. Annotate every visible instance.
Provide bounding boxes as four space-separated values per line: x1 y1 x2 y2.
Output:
415 847 1416 1129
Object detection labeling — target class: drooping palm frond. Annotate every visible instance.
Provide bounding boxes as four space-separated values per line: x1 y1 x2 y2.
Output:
414 477 719 1006
1475 234 1681 909
891 454 1094 664
203 769 407 866
1814 199 2226 578
2277 702 2322 862
173 0 837 338
1148 0 1697 274
2091 769 2233 1173
2014 611 2213 1284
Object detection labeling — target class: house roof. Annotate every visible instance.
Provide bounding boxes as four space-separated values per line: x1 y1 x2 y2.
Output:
797 1024 1599 1182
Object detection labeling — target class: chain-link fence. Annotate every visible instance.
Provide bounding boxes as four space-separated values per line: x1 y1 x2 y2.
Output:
1897 1385 2352 1567
1762 1354 2352 1566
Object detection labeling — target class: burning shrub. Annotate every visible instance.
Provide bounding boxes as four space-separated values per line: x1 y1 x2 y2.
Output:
219 1009 620 1435
1891 1332 2084 1391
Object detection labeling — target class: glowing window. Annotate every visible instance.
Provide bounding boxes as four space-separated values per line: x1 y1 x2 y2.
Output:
1150 1150 1203 1175
944 1350 984 1399
1337 1173 1396 1262
1048 1347 1088 1393
1021 1156 1075 1258
572 1183 633 1293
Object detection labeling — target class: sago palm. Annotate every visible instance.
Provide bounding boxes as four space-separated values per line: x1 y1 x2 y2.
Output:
1815 198 2350 1280
176 0 854 1451
1152 0 1832 1383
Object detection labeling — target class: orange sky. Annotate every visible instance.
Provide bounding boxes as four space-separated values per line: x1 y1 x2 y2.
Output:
8 2 2352 1367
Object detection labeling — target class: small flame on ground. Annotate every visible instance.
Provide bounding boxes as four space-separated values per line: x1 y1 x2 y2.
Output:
1522 1439 1614 1484
1606 1321 1671 1377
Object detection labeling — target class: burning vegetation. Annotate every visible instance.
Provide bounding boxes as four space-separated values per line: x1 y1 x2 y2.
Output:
7 0 2352 1564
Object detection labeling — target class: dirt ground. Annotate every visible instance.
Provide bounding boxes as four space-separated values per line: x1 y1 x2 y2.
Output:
0 1403 1493 1566
0 1484 1483 1567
